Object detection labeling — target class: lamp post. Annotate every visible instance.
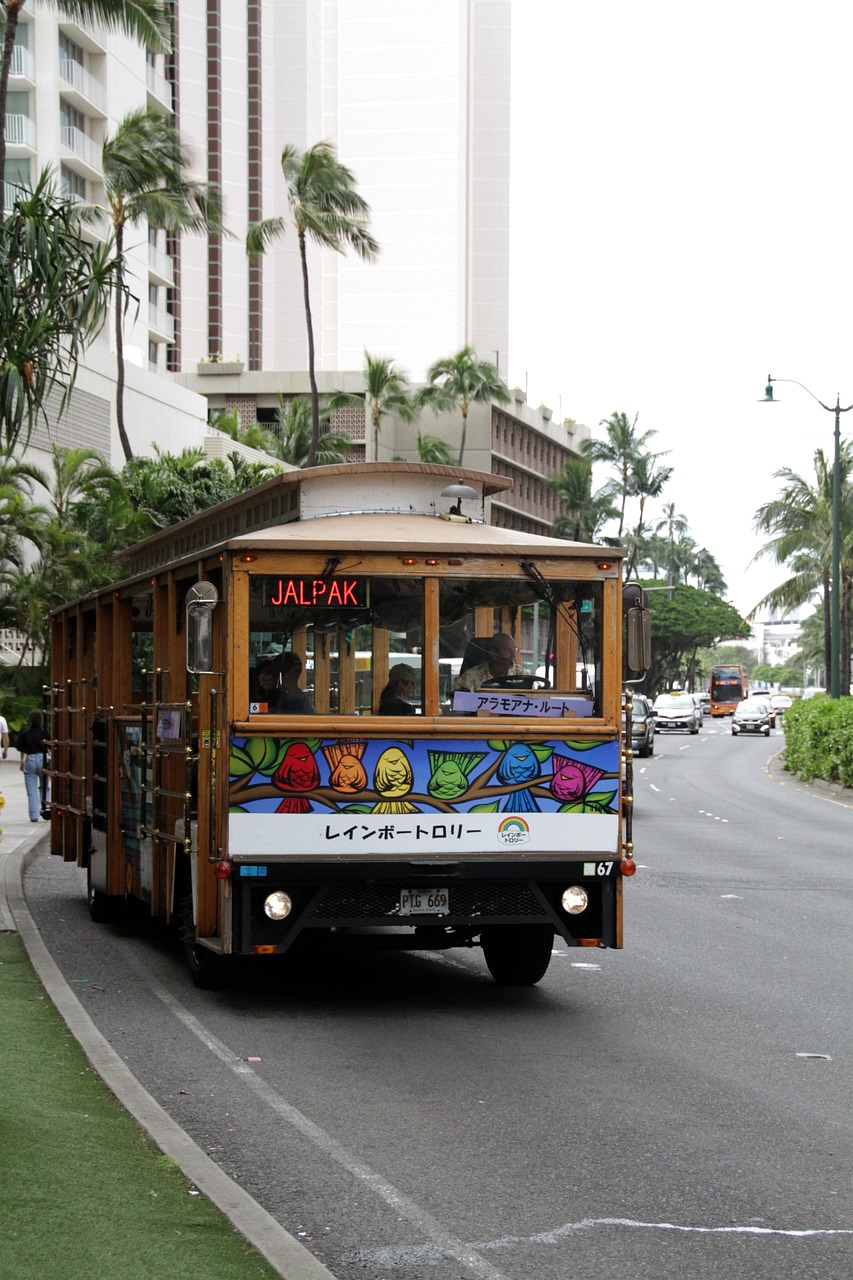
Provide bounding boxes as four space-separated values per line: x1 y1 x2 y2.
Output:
762 375 850 698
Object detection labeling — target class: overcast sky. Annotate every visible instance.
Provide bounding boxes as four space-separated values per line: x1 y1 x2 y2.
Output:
507 1 853 619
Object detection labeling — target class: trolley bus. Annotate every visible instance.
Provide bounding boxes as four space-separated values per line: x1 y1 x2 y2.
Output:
709 664 748 716
48 463 648 987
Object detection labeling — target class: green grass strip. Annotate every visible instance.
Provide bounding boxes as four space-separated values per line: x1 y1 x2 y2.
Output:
0 932 278 1280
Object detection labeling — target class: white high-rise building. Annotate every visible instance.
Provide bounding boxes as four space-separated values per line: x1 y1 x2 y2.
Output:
176 0 511 383
7 2 512 464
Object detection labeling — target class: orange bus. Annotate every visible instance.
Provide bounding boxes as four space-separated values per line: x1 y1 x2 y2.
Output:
709 664 747 716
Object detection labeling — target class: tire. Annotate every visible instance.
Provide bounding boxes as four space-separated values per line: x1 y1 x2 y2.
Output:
690 725 699 734
638 740 650 758
763 726 770 736
87 862 123 925
648 738 654 755
180 889 227 990
480 924 554 986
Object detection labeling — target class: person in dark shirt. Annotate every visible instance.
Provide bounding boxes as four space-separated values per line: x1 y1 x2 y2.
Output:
17 710 48 822
378 663 418 715
277 651 316 714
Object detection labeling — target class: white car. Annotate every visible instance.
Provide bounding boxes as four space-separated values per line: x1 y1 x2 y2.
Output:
770 694 793 718
653 692 700 734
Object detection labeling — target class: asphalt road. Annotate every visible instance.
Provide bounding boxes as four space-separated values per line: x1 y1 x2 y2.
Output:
24 719 853 1280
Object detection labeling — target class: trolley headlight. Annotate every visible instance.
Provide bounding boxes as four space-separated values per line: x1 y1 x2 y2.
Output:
561 885 589 915
263 891 293 921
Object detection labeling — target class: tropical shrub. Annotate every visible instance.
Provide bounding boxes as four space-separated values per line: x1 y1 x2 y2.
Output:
782 695 853 786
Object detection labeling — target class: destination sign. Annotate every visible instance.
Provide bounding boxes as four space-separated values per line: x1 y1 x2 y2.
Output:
265 576 369 608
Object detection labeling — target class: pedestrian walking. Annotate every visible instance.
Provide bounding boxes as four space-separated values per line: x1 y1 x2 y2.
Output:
0 711 8 760
17 710 47 822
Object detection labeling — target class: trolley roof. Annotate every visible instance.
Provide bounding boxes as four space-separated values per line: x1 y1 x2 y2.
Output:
115 462 624 580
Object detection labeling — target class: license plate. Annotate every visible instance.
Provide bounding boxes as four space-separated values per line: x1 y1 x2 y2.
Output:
400 888 449 916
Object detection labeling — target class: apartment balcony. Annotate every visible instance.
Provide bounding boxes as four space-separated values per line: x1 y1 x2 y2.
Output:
58 18 107 54
3 181 26 211
148 303 175 343
146 62 173 112
60 125 103 180
9 45 36 83
5 113 36 151
59 58 107 117
148 241 174 286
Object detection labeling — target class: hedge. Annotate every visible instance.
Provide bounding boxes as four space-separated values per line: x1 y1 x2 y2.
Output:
782 694 853 787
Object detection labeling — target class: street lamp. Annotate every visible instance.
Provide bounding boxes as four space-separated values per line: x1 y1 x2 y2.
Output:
762 375 851 698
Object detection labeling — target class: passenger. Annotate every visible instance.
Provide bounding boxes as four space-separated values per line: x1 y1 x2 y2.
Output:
378 663 418 715
252 659 279 707
253 652 315 713
277 651 316 714
453 633 527 691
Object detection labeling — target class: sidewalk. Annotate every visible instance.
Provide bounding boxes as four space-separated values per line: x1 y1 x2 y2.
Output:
0 756 334 1280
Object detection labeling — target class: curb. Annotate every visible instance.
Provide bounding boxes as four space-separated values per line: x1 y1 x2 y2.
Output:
4 838 336 1280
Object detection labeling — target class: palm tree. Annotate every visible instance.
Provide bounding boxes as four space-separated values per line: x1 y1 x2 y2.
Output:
246 141 379 468
624 453 673 577
547 455 617 542
655 502 689 585
415 432 455 465
753 446 852 694
328 352 415 460
265 396 352 469
102 107 223 461
0 174 120 453
417 346 509 465
0 2 172 208
582 411 658 538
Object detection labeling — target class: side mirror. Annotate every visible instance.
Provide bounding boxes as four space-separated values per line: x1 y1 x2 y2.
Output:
186 581 218 674
626 605 651 673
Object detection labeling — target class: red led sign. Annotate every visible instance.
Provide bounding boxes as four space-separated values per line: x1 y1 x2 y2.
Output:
266 576 368 608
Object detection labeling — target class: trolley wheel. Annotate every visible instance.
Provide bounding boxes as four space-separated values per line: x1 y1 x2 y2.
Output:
86 862 123 925
179 890 227 990
480 924 554 986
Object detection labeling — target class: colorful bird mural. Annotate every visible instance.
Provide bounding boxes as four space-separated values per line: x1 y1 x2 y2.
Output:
550 755 605 803
427 750 486 800
496 742 541 812
273 741 321 813
373 746 416 814
323 740 368 793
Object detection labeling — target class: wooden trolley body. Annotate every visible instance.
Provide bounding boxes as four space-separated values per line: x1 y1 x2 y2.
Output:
49 463 637 987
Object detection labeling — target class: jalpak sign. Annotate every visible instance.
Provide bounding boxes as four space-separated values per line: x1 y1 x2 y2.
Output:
265 576 369 608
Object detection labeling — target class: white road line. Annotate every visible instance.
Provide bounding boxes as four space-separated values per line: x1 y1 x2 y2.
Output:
341 1215 853 1267
147 977 511 1280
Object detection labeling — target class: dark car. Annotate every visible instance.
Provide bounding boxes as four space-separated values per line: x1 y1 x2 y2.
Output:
622 691 656 757
732 698 771 736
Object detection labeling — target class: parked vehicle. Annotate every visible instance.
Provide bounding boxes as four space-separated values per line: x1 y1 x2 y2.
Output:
653 691 700 734
622 691 656 757
732 699 771 736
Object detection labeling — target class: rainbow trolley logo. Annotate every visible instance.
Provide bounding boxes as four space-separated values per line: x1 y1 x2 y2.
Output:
497 816 530 846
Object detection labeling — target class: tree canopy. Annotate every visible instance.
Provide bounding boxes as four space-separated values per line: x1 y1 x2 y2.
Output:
641 581 749 693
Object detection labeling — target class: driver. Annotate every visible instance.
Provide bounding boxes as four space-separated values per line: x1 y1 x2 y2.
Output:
453 633 527 691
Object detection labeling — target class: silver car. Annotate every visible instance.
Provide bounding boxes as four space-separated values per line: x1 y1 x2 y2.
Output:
653 692 700 734
732 699 771 736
